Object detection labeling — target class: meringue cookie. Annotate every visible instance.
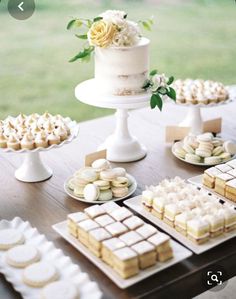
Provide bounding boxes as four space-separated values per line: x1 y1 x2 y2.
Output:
21 134 35 150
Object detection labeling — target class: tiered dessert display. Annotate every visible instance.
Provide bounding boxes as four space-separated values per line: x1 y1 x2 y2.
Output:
69 10 176 162
0 113 79 182
172 132 236 166
65 158 137 203
172 79 234 134
53 201 192 288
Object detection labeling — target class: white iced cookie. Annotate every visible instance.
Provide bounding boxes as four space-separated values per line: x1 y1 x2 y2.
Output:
91 158 111 172
23 262 59 287
41 281 79 299
83 184 100 201
6 245 40 268
0 229 25 250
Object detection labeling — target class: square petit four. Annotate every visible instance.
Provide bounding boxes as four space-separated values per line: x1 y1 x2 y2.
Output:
203 167 222 189
148 233 173 262
217 208 236 232
152 197 169 220
215 164 232 173
67 212 89 238
142 190 154 212
226 159 236 169
88 228 112 257
119 231 143 247
225 179 236 203
203 214 224 237
101 237 126 266
84 205 105 219
101 201 120 213
77 219 100 247
164 203 181 227
109 207 133 222
187 219 210 244
105 222 128 237
214 173 234 196
94 214 115 227
131 241 156 269
174 211 194 236
112 247 139 278
136 224 158 239
122 216 144 230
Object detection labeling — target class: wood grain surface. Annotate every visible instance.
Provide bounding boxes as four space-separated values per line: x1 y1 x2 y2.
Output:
0 93 236 299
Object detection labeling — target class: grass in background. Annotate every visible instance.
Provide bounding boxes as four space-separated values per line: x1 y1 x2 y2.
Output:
0 0 235 121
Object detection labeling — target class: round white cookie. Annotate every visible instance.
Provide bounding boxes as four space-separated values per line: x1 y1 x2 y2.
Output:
0 229 25 250
41 281 79 299
23 262 59 287
224 141 236 155
6 245 40 268
83 184 100 201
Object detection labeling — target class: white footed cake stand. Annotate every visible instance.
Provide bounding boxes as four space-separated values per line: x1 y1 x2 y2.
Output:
75 79 150 162
1 121 79 183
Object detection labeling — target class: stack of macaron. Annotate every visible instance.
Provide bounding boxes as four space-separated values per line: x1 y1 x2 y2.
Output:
174 133 236 165
67 159 133 202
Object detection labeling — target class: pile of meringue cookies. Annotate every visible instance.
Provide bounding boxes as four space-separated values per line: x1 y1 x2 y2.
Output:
68 159 133 202
173 79 229 105
174 133 236 165
0 113 72 151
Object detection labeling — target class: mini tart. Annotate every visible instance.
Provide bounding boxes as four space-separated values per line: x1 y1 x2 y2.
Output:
47 132 61 145
0 133 7 148
21 134 35 150
35 132 48 148
54 126 68 141
7 134 20 150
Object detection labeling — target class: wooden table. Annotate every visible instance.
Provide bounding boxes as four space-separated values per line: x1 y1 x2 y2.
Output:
1 94 236 299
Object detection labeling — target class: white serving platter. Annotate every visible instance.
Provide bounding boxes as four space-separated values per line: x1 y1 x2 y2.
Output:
64 174 137 204
0 218 102 299
172 141 234 167
188 174 236 207
53 221 192 289
124 196 236 255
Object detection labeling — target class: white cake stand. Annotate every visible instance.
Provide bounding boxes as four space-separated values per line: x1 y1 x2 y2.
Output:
75 79 150 162
1 121 79 183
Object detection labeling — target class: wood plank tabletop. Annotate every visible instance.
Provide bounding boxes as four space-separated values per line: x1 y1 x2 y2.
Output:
1 91 236 299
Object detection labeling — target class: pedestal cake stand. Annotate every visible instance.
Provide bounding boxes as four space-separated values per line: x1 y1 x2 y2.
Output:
75 79 150 162
1 121 79 183
176 86 235 134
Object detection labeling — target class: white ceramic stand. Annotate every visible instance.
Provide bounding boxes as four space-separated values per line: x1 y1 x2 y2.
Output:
75 79 150 162
15 152 52 183
179 106 203 134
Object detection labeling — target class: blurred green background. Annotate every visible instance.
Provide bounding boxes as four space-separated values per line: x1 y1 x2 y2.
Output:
0 0 235 121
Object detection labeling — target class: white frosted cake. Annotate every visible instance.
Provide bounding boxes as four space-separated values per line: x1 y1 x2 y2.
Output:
95 37 150 96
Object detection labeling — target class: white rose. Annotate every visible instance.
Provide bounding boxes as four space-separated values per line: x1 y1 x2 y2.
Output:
152 73 168 91
112 20 140 47
100 10 127 21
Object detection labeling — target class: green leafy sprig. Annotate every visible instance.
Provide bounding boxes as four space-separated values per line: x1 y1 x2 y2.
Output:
138 16 154 31
143 70 176 111
67 16 103 62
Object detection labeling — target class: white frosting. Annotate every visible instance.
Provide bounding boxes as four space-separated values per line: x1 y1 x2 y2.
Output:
131 240 155 255
95 37 149 95
23 262 58 285
89 227 111 242
0 229 24 248
102 237 125 251
110 207 133 221
6 245 40 266
94 214 114 227
68 212 88 223
136 224 157 238
123 216 144 230
113 247 137 261
84 204 105 218
105 221 128 236
119 231 143 246
101 201 120 213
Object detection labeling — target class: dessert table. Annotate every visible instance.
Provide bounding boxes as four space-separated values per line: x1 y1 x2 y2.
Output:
1 88 236 299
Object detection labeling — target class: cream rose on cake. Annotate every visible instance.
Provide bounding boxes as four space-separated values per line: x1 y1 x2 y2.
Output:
88 20 117 48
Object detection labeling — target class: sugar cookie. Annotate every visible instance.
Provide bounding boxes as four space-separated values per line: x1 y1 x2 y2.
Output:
41 281 79 299
0 229 24 250
23 262 58 288
6 245 40 268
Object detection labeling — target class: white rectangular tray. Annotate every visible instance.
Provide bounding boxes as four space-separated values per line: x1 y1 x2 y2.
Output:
0 217 102 299
53 221 192 289
124 196 236 255
188 175 236 207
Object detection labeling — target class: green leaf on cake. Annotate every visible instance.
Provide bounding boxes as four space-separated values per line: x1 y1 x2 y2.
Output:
149 69 158 76
166 87 176 101
69 46 94 62
158 87 167 95
93 17 103 22
75 34 88 40
167 76 174 85
142 80 152 90
142 21 152 31
150 93 163 110
67 19 76 30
